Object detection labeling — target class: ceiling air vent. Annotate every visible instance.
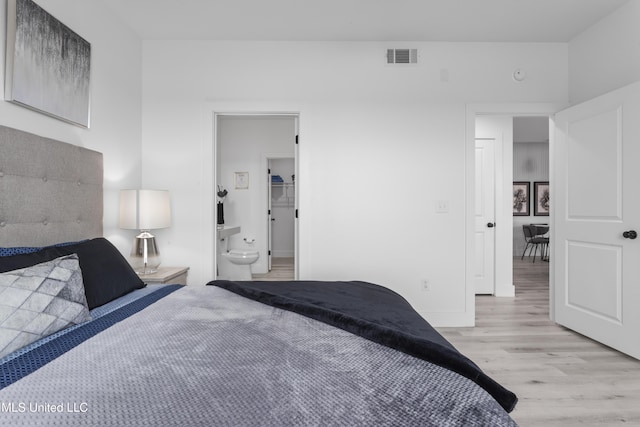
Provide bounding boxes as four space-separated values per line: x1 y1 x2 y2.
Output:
387 48 418 64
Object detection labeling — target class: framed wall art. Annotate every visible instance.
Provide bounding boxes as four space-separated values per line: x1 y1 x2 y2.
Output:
235 172 249 189
5 0 91 128
534 181 550 216
513 181 530 216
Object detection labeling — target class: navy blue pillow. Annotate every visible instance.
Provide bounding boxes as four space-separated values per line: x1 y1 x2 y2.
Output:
0 238 145 309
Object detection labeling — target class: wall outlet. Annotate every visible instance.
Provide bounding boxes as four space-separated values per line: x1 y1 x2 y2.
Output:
420 279 430 291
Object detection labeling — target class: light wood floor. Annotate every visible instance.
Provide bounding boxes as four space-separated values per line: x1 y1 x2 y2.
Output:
251 257 295 281
439 257 640 426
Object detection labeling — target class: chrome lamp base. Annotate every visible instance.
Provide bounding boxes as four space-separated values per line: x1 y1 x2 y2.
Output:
130 231 161 275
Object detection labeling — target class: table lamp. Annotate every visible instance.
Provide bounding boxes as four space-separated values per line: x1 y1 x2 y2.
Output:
119 189 171 274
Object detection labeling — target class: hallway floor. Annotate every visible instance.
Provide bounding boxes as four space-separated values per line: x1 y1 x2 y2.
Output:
439 257 640 426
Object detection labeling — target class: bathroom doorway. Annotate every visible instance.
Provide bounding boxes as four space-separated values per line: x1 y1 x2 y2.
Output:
215 113 298 280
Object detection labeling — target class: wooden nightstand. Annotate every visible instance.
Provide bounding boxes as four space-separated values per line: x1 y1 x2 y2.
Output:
139 267 189 285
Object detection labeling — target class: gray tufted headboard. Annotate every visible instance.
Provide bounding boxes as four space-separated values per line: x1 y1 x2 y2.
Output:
0 125 103 247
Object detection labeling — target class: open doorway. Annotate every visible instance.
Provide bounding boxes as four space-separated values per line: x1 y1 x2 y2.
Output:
470 89 640 358
215 114 298 280
265 157 295 280
473 113 550 299
511 117 550 314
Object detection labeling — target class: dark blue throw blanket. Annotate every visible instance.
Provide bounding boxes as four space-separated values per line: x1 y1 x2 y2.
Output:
209 280 517 413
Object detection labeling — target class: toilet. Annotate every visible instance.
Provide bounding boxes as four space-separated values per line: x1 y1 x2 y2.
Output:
217 226 259 280
220 250 260 280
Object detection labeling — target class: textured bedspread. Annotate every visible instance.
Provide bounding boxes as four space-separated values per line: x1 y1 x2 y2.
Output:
0 286 517 426
211 280 517 412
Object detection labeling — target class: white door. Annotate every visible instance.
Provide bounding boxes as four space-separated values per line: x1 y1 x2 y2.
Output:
553 81 640 359
475 139 496 294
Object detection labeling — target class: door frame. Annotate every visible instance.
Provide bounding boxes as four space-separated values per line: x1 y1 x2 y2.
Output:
465 104 561 322
212 111 300 280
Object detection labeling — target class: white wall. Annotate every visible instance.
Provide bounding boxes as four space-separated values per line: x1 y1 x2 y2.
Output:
0 0 143 254
569 0 640 104
141 40 568 325
217 116 295 274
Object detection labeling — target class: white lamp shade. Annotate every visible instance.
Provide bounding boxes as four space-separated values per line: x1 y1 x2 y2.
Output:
119 190 171 230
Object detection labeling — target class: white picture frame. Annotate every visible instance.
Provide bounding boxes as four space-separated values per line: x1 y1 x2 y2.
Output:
235 172 249 189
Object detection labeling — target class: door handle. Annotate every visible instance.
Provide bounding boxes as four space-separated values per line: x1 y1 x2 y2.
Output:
487 222 495 228
623 230 637 239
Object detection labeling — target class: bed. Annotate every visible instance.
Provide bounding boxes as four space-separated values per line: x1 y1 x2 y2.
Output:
0 126 517 426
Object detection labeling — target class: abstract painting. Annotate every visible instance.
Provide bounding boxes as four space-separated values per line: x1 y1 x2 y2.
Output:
5 0 91 127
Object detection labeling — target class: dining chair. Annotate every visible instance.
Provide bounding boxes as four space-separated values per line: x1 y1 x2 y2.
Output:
522 224 549 262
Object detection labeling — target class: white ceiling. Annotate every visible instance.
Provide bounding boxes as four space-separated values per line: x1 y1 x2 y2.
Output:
97 0 629 42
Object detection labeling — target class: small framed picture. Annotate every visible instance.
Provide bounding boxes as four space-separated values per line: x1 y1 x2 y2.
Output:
513 182 530 216
235 172 249 189
534 181 550 216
